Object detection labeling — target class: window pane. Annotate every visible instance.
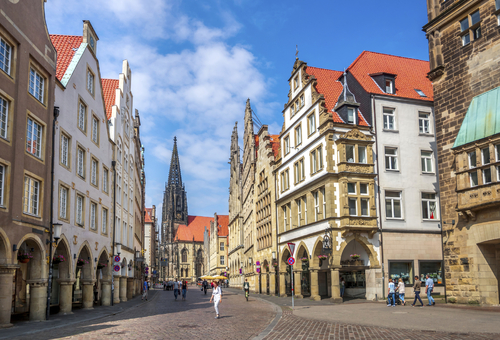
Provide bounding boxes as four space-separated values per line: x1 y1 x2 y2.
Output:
483 168 491 184
0 38 11 74
358 146 367 163
361 199 369 216
470 10 480 26
420 262 443 285
422 200 429 219
496 145 500 161
389 262 413 285
360 183 368 195
462 33 470 46
481 148 490 164
385 199 393 218
385 191 400 198
0 96 8 138
496 0 500 10
422 193 435 200
348 198 357 216
347 108 355 124
347 183 356 194
393 200 401 218
0 165 4 206
468 151 476 168
460 17 469 31
470 171 478 187
346 145 355 163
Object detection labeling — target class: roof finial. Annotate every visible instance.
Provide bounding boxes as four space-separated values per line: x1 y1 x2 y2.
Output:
295 45 299 60
343 68 347 102
174 136 177 143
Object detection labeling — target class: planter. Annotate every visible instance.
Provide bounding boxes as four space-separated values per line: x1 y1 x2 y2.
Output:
19 258 30 264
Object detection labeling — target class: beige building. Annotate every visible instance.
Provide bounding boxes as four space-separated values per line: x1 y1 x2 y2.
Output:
208 214 229 276
144 206 157 282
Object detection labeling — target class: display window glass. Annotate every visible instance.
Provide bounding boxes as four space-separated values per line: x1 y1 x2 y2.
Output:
389 261 414 285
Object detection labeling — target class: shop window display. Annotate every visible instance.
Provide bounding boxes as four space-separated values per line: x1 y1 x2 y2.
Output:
389 261 414 285
343 271 365 288
419 261 443 285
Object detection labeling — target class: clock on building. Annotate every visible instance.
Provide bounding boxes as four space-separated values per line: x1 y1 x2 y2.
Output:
89 35 95 49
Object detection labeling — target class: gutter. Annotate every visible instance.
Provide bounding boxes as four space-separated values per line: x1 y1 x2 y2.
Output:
111 160 117 306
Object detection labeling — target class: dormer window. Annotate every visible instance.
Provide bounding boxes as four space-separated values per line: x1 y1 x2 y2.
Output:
293 75 299 89
415 89 427 97
347 108 355 124
385 79 393 94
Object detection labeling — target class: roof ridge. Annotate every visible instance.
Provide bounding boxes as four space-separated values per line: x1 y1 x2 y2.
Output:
307 66 342 73
50 34 82 38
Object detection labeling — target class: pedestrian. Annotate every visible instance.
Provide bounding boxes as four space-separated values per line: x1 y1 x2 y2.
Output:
93 283 99 304
387 278 396 307
182 280 187 300
173 279 179 300
340 277 345 298
425 274 435 306
397 278 405 306
142 280 148 301
209 281 222 319
203 279 208 295
411 275 424 307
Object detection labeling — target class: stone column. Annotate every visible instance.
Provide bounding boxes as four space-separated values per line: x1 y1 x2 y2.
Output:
294 270 303 298
127 278 134 300
26 280 47 321
330 268 342 303
261 274 267 294
279 272 287 297
56 279 75 314
269 272 276 296
309 268 321 301
82 280 95 309
0 266 17 327
101 280 112 306
113 275 121 304
119 276 128 302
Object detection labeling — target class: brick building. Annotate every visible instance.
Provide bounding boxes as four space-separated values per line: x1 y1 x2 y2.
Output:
423 0 500 304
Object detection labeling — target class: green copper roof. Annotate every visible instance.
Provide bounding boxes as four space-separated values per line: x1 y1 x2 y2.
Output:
453 86 500 149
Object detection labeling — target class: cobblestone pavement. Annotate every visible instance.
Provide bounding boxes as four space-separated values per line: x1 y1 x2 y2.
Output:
264 308 499 340
8 288 276 340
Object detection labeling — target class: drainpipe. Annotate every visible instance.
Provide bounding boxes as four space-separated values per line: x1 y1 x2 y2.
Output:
46 106 59 320
111 160 117 306
371 95 385 301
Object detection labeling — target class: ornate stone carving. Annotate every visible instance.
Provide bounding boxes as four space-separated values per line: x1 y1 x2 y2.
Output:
73 235 78 245
95 242 99 251
339 128 370 141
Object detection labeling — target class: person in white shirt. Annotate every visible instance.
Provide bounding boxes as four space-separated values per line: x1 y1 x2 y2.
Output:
209 281 222 319
173 279 179 300
397 278 406 306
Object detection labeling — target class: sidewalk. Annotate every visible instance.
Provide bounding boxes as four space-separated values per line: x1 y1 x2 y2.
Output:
0 290 158 340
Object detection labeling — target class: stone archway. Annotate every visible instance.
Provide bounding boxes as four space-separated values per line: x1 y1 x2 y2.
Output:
262 260 270 295
96 249 111 306
311 238 330 299
0 229 15 327
76 244 94 309
279 248 292 297
53 237 73 314
15 235 47 321
295 242 311 298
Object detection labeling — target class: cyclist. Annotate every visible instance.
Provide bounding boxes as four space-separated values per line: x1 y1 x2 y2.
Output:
243 279 250 301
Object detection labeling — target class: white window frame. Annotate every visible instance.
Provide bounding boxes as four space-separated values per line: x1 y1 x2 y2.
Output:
312 150 317 173
102 208 108 234
0 95 8 139
468 150 476 168
347 108 355 124
304 197 308 225
92 116 99 144
283 205 287 231
90 202 97 230
321 187 326 218
29 68 44 103
308 113 316 135
284 136 290 155
59 186 68 219
348 197 357 216
421 193 438 220
297 198 302 227
496 145 500 162
385 79 393 94
314 191 319 221
61 134 69 167
481 147 490 165
78 102 86 132
385 147 398 171
482 167 492 185
419 112 430 134
76 194 84 225
361 198 369 217
87 70 94 95
23 176 40 216
470 171 478 187
103 168 109 193
0 37 12 75
346 145 355 163
358 146 367 164
91 158 98 186
26 117 42 158
77 147 85 178
385 191 402 219
421 151 434 173
383 108 395 130
295 125 302 146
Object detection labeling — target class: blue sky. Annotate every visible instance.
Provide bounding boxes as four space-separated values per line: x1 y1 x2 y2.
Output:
45 0 430 219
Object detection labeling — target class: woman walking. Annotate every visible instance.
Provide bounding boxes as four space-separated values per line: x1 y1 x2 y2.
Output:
182 280 188 300
209 281 222 319
397 278 405 306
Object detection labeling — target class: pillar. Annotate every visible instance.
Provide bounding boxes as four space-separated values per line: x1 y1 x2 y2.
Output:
262 274 268 294
120 276 127 302
56 279 75 314
101 280 112 306
310 268 321 301
0 266 17 327
269 272 276 296
279 272 287 297
82 280 95 309
330 268 342 303
113 275 121 304
127 278 134 300
26 280 47 321
294 270 303 298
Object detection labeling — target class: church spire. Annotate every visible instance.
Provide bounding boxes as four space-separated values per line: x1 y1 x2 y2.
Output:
167 137 183 187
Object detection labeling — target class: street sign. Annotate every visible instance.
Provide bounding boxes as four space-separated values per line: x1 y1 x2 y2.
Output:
287 243 295 256
287 257 295 266
114 256 120 262
113 265 120 272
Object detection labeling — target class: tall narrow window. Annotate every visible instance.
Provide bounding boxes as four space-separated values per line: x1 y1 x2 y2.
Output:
360 183 368 195
77 147 85 178
496 145 500 162
321 187 326 218
419 113 430 134
87 70 94 95
284 136 290 155
358 146 367 164
421 151 433 173
361 198 369 216
29 68 44 103
299 159 304 181
421 193 438 220
92 117 99 144
385 147 398 170
347 108 355 124
295 125 302 146
481 147 490 165
470 10 481 40
0 38 12 75
123 222 127 245
0 164 4 207
0 96 8 139
61 134 69 167
283 205 287 231
90 202 97 230
103 168 109 193
220 242 224 251
385 79 393 94
26 118 42 158
318 146 323 169
91 159 98 186
470 171 478 187
348 198 357 216
294 162 299 184
483 168 492 184
314 191 319 221
311 150 317 173
304 197 308 225
102 208 108 234
297 199 302 227
78 102 86 132
468 150 477 168
59 186 68 219
76 194 84 225
300 94 304 108
385 191 402 219
383 108 395 130
308 113 316 135
346 145 355 163
23 176 40 216
220 256 225 265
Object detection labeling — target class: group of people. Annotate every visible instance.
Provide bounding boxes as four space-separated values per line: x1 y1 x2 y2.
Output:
387 274 435 307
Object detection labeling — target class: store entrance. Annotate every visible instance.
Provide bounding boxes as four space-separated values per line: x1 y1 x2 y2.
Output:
340 269 366 299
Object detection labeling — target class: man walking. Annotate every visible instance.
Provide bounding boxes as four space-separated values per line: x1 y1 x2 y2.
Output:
173 279 179 300
387 279 396 307
142 280 148 301
411 275 424 307
425 274 435 306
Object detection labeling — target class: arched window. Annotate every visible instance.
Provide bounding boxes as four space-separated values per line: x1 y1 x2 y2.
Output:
182 249 187 263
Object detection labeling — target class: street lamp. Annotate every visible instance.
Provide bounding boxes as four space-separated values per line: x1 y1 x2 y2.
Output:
116 243 122 256
135 250 140 258
272 251 276 260
53 223 62 244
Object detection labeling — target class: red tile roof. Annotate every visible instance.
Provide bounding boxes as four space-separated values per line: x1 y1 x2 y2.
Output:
217 215 229 237
145 208 153 223
255 134 281 159
50 35 83 82
347 51 433 101
305 67 344 123
175 215 214 242
102 79 119 119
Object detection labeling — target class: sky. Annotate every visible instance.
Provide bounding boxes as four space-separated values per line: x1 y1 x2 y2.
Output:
44 0 430 219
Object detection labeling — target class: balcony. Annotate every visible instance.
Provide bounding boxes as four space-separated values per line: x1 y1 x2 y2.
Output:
457 182 500 220
339 216 377 238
